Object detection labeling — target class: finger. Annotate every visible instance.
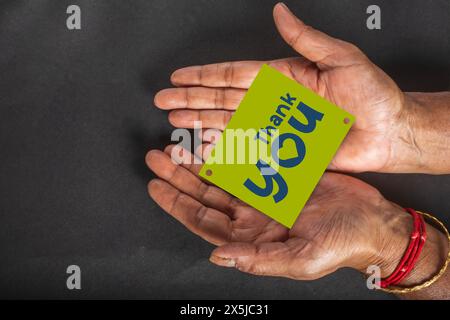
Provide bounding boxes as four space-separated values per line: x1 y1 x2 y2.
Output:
163 145 288 244
209 241 298 277
273 3 367 68
170 57 315 90
195 143 214 162
171 61 265 88
146 150 236 214
164 144 203 175
148 179 231 246
168 110 233 130
164 144 222 188
154 87 246 110
201 128 222 144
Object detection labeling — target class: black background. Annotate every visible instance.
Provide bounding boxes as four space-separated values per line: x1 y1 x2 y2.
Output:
0 0 449 299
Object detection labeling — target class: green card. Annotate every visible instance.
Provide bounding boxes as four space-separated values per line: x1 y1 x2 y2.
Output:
199 65 354 228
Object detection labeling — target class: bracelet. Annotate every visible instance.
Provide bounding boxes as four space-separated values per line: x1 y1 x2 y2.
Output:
380 210 450 294
379 208 426 289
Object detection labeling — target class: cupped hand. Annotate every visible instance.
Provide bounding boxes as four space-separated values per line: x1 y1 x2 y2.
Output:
154 3 410 173
145 145 410 280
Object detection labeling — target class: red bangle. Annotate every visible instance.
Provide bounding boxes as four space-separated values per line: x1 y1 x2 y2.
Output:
379 208 427 288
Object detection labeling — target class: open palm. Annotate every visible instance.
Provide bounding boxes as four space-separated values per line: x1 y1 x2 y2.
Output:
146 145 404 279
154 3 407 172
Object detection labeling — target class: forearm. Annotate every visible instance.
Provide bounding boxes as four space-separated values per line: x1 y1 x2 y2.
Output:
391 92 450 174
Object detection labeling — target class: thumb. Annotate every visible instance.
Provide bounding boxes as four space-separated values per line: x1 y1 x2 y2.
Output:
209 241 296 277
273 3 366 68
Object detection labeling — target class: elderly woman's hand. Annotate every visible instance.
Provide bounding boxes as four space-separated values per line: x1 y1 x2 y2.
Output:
145 145 448 298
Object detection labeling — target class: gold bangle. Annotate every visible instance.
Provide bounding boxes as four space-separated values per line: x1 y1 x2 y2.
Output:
380 210 450 294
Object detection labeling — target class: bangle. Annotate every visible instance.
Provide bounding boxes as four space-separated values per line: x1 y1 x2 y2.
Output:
380 210 450 294
379 208 426 289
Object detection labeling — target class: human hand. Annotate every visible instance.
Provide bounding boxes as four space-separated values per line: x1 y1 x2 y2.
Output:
153 3 420 173
145 146 448 285
148 2 450 297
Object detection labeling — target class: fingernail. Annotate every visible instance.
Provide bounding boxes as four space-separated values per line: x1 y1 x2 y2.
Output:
154 89 172 106
209 255 236 267
277 2 290 12
277 2 295 18
147 179 162 190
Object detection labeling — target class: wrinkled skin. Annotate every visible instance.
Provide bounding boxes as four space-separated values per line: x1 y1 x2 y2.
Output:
154 3 409 173
146 3 449 294
146 146 406 280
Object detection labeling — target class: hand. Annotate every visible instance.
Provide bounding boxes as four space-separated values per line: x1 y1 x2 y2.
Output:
147 2 450 297
145 146 410 279
146 146 448 295
154 3 413 173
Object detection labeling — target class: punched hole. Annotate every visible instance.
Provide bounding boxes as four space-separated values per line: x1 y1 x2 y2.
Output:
343 117 350 124
205 169 213 176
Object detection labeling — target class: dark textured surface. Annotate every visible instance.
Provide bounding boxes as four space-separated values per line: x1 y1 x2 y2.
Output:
0 0 449 299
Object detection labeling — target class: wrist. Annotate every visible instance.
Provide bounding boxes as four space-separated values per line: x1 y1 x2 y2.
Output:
388 92 450 174
386 93 428 173
358 204 448 288
396 220 448 287
347 200 411 273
